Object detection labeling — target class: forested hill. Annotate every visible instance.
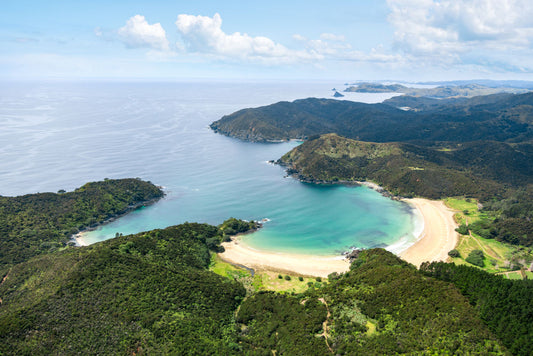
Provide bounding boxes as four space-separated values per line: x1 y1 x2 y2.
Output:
0 178 164 272
209 92 533 144
0 230 508 355
1 181 529 354
278 133 533 199
0 223 247 355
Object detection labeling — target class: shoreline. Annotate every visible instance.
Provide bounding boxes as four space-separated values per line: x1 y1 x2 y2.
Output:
68 194 165 247
399 198 458 267
219 197 458 276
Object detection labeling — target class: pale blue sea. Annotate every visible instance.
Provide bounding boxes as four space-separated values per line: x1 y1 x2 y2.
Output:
0 81 421 256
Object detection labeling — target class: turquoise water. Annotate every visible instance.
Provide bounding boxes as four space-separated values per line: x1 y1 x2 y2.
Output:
0 81 419 256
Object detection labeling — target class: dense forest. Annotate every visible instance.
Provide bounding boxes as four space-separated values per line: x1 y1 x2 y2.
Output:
421 261 533 355
0 223 246 355
279 133 533 198
0 178 164 274
236 249 506 355
2 179 533 354
0 226 509 355
210 92 533 144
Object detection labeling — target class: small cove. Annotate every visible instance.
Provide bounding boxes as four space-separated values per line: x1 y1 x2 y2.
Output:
0 81 419 256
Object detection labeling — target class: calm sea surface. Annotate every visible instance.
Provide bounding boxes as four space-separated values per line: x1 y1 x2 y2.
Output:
0 81 421 255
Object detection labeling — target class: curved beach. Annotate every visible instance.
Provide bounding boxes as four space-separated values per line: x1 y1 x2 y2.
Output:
399 198 458 267
219 197 458 276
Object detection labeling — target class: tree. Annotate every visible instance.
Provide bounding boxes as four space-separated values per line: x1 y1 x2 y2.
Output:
448 249 460 258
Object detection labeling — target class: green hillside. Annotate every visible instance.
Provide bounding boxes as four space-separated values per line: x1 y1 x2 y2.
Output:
3 180 532 354
279 133 533 199
236 249 506 355
0 223 246 355
210 92 533 144
0 178 164 273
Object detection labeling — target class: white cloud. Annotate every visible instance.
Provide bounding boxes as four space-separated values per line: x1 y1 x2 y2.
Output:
319 33 346 42
175 13 317 63
118 15 170 51
387 0 533 60
292 34 307 42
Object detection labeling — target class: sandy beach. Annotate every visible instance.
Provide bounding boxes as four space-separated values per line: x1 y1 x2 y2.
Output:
399 198 458 267
72 232 90 246
219 197 458 276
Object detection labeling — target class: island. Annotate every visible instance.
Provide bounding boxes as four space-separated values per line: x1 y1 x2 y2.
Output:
344 82 528 97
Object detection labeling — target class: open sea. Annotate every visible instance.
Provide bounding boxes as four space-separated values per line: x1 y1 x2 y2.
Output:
0 81 422 256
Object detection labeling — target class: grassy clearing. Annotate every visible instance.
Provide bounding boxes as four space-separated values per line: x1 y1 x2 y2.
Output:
444 197 490 224
210 254 321 293
252 271 322 293
209 253 251 280
504 272 524 280
446 198 516 273
451 232 514 273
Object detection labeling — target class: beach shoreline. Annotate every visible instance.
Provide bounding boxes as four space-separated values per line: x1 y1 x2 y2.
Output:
219 197 459 276
399 198 458 267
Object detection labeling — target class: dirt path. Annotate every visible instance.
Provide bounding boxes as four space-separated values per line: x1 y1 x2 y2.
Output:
466 218 503 262
317 297 334 354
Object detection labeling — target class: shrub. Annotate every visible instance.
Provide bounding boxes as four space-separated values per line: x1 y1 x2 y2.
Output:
465 249 485 267
448 249 460 258
298 276 304 281
328 272 340 281
284 275 291 281
455 224 469 235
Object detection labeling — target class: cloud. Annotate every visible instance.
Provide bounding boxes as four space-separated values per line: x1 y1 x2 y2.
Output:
387 0 533 60
319 33 346 42
175 13 317 63
292 34 307 42
118 15 170 51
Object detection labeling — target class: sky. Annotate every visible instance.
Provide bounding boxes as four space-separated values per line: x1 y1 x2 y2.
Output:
2 0 533 81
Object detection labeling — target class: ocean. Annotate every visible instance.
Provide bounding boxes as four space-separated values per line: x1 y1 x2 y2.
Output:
0 80 421 256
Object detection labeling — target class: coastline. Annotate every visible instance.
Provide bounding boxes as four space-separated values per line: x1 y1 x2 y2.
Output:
219 240 350 278
68 194 165 247
72 231 90 246
399 198 458 267
219 197 459 276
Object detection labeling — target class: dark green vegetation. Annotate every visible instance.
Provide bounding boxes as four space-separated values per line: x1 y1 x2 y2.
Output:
279 133 531 199
465 249 485 267
345 82 527 98
0 178 164 273
210 93 533 144
0 223 246 355
236 249 506 355
219 217 260 237
422 261 533 356
481 187 533 247
2 181 531 355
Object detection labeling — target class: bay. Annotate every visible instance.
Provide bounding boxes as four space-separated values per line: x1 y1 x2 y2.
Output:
0 81 420 255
